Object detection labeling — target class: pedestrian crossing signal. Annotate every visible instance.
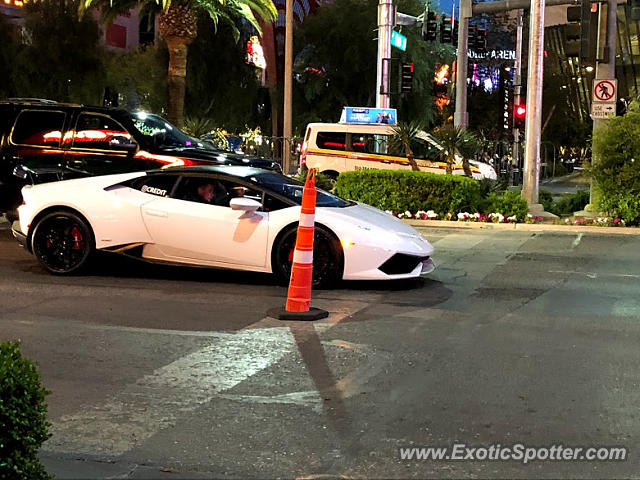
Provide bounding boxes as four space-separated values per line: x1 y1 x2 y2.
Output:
401 63 414 93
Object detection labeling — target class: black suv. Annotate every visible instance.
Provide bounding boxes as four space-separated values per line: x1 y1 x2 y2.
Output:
0 99 280 220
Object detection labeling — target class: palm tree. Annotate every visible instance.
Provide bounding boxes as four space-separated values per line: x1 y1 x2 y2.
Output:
433 125 479 177
81 0 276 128
389 121 423 171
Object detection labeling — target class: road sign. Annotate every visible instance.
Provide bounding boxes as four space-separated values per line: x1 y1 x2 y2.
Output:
593 79 617 103
391 30 407 51
591 101 615 119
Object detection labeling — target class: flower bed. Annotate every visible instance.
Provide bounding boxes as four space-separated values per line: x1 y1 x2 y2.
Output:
387 210 542 224
388 209 628 227
565 217 626 227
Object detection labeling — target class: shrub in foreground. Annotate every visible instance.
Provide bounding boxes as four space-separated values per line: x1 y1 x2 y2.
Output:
335 170 482 215
0 341 52 480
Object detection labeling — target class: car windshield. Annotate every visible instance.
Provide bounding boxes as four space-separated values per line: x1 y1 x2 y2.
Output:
249 172 353 208
129 112 205 148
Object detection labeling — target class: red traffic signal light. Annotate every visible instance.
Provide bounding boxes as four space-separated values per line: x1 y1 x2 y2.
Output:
514 104 526 129
401 63 414 92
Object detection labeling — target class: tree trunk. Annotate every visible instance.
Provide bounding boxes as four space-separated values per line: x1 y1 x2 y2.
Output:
165 36 190 128
403 141 420 171
462 157 473 177
446 154 454 174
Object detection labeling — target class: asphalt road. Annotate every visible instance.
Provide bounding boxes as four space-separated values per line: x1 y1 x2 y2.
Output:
1 220 640 479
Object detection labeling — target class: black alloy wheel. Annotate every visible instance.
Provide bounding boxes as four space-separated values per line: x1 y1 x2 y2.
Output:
273 225 344 289
31 211 95 274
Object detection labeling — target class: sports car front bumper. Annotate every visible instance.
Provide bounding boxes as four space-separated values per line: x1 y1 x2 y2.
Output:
11 221 27 249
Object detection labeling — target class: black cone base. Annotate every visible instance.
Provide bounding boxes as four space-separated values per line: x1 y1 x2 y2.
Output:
267 306 329 321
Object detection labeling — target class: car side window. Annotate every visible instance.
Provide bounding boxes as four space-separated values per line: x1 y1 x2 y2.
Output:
217 179 262 207
72 114 137 151
175 176 262 208
316 132 346 151
11 110 66 147
128 175 179 197
351 133 389 155
409 137 441 161
263 194 291 212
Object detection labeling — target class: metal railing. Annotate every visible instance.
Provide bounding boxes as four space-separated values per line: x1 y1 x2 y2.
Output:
240 136 303 174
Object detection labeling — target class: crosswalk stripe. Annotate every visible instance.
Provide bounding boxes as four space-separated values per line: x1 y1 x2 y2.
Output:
43 311 352 457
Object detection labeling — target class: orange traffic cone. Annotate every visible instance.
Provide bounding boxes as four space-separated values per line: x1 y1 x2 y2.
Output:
268 168 329 321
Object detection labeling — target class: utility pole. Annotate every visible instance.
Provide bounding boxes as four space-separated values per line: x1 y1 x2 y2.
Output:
454 0 471 127
521 0 545 208
282 0 293 174
586 0 617 212
512 9 524 184
376 0 394 108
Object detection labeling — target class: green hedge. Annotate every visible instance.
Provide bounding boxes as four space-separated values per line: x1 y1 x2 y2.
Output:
335 170 482 215
1 342 52 480
481 190 529 221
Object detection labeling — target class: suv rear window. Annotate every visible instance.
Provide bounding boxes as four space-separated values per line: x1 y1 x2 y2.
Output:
316 132 346 151
11 110 66 147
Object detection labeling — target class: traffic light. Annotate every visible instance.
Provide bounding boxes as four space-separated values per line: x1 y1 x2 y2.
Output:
467 25 477 52
401 63 414 93
440 15 453 43
422 11 438 41
452 23 459 47
565 1 596 64
474 28 487 54
514 104 526 130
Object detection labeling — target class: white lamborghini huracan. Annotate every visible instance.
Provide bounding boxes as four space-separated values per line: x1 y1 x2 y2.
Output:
12 166 434 287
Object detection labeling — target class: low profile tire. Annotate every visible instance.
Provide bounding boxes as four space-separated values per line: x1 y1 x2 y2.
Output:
272 225 344 289
31 210 95 275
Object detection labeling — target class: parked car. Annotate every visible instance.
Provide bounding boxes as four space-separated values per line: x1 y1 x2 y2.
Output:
0 99 281 221
11 166 435 287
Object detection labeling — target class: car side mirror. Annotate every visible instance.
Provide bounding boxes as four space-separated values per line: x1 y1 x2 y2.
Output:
230 197 261 212
122 142 138 153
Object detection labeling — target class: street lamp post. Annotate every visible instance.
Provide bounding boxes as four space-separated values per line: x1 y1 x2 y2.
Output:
282 0 293 174
376 0 394 108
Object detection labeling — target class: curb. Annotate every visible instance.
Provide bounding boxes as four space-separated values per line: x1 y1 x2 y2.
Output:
404 219 640 235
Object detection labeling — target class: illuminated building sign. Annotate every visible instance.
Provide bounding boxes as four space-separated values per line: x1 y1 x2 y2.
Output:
340 107 397 125
246 35 266 69
468 49 516 60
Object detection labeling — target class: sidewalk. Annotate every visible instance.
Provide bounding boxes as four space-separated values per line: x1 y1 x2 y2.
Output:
41 452 213 479
405 219 640 235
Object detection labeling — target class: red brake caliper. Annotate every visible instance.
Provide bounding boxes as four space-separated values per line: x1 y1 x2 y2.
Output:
71 227 83 250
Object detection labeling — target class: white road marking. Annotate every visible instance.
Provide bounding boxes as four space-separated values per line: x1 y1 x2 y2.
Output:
44 311 353 457
549 270 640 280
44 326 296 456
572 233 583 249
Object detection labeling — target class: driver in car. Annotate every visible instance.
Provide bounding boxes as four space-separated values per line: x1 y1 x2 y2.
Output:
186 180 228 205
